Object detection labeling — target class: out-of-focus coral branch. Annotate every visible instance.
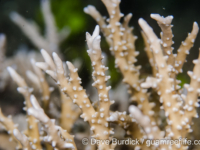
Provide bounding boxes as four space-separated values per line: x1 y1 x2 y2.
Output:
10 12 51 51
84 5 112 45
28 95 76 150
41 0 58 48
26 58 52 114
175 22 199 74
129 105 164 140
13 129 32 150
7 67 42 149
10 0 70 54
141 31 157 76
0 108 22 149
60 91 81 132
181 51 200 137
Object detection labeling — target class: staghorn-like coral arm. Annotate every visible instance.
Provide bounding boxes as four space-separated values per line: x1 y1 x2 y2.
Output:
122 13 138 65
141 31 157 76
129 105 166 150
7 67 27 88
39 49 81 132
27 58 52 113
60 91 81 132
7 67 42 150
41 0 58 48
41 0 70 48
27 95 76 150
86 25 111 126
84 5 112 45
151 14 199 92
85 1 158 130
175 22 199 74
139 18 178 136
150 14 174 66
10 12 51 52
13 129 32 150
139 19 192 149
180 52 200 137
37 50 96 127
129 105 164 140
26 70 41 90
0 108 22 149
10 0 70 54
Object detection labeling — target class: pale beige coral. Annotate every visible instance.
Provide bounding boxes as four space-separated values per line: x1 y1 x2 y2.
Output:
27 58 52 113
27 95 76 150
7 67 42 150
36 26 113 150
84 0 162 142
0 0 200 150
0 108 22 149
60 91 81 132
139 17 200 149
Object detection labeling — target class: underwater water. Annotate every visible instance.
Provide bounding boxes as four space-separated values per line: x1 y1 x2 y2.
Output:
0 0 200 150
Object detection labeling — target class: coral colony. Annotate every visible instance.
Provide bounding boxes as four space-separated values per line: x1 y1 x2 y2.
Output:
0 0 200 150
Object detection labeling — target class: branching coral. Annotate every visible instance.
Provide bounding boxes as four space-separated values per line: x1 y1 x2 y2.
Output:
139 17 199 149
10 0 70 54
0 0 200 150
28 95 75 149
7 67 42 149
36 26 114 150
84 1 159 135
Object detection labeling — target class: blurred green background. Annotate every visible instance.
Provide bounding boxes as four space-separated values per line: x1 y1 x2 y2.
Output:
0 0 200 87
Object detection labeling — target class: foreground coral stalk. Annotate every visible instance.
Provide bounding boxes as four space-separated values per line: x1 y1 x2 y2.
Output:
139 17 200 149
84 1 161 140
0 109 22 149
28 95 76 150
7 67 42 149
36 26 114 150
